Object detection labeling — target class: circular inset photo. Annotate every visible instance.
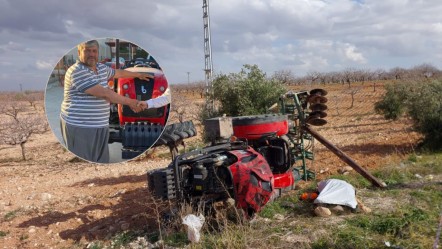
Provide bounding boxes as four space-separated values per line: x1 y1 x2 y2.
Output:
45 38 171 163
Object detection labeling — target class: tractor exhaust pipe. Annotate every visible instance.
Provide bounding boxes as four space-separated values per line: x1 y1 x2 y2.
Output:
302 125 386 188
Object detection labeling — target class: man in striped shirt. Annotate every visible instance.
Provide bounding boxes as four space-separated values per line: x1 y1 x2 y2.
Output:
60 40 154 163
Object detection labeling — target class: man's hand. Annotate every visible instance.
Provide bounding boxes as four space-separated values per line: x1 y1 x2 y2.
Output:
128 99 143 113
136 73 154 81
137 101 148 110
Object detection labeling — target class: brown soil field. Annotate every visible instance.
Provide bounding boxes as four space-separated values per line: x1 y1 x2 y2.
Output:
0 82 421 248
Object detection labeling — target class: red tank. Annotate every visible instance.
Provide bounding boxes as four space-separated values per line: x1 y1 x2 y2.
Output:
232 114 288 140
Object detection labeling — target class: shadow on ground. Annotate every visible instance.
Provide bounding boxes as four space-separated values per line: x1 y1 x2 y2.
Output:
18 174 170 242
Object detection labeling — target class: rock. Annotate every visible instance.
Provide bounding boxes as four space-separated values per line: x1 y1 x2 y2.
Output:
274 214 285 221
250 217 271 224
314 206 331 217
28 226 37 233
331 205 345 214
343 166 353 172
425 175 434 180
109 189 127 198
225 198 235 207
319 168 330 174
338 166 353 175
120 222 130 230
41 193 52 202
152 240 164 249
281 201 296 208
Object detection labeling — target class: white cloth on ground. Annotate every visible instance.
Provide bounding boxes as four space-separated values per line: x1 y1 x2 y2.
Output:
313 179 357 209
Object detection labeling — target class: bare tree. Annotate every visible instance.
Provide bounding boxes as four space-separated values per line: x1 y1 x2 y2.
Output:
306 71 320 84
272 70 295 85
389 67 406 80
342 87 362 109
0 114 49 160
23 91 44 110
342 67 356 87
410 63 441 80
0 102 27 122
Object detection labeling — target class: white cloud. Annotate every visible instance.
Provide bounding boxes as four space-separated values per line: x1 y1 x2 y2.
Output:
35 60 54 70
343 44 366 63
0 0 441 90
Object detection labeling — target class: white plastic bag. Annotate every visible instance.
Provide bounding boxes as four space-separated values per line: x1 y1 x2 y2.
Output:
313 179 357 209
182 214 205 243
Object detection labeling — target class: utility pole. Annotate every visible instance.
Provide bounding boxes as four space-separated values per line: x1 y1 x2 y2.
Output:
187 72 190 84
203 0 214 113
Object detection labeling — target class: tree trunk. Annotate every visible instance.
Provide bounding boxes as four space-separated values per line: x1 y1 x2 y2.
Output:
20 142 26 161
350 93 355 108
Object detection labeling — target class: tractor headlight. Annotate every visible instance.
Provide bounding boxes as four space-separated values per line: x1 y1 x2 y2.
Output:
160 86 165 92
123 84 129 90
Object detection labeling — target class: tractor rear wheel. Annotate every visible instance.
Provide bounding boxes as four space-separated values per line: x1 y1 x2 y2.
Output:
156 120 197 145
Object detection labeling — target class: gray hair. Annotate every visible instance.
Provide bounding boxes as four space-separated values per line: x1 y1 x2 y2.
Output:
77 40 99 51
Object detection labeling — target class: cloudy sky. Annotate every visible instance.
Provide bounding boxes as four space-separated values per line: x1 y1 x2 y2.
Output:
1 0 442 91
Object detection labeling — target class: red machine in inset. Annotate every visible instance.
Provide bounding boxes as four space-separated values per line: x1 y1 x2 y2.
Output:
108 67 170 159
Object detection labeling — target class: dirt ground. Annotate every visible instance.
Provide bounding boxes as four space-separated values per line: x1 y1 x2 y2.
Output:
0 83 421 248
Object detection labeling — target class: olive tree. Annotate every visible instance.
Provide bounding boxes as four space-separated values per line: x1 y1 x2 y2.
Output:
209 64 286 117
375 80 442 150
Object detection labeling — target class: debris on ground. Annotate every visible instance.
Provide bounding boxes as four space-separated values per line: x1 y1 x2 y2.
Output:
182 214 205 243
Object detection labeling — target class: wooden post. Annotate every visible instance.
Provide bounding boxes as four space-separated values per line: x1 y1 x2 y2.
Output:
303 125 386 188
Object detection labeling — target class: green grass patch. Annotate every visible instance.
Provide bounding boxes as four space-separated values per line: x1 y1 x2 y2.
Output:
85 242 103 249
163 231 188 247
109 231 137 249
200 224 251 249
0 230 8 237
3 209 21 221
259 201 288 219
141 151 442 249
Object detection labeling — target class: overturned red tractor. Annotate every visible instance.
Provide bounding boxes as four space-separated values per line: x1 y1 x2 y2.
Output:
148 89 330 216
149 114 298 217
148 88 385 217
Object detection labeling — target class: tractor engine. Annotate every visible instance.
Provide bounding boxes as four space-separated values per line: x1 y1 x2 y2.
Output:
148 141 274 216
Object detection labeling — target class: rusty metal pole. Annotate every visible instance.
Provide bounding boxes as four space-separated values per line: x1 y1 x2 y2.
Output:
303 125 386 188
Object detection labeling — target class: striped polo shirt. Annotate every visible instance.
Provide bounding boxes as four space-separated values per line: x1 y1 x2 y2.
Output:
60 61 115 128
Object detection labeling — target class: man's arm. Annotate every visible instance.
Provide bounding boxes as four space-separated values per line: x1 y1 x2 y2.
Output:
85 85 143 112
114 69 154 81
137 88 171 110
